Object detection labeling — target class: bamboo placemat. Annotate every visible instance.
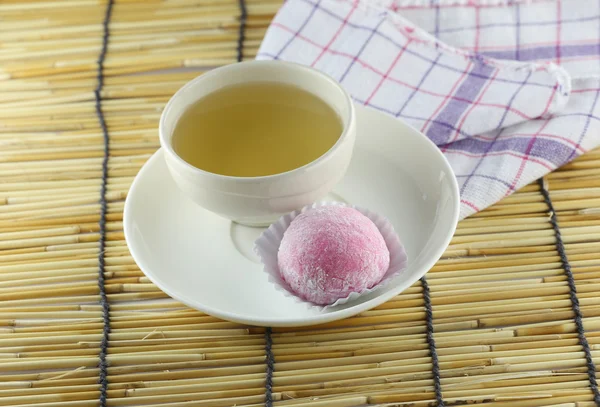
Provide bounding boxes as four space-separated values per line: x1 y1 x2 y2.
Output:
1 1 600 406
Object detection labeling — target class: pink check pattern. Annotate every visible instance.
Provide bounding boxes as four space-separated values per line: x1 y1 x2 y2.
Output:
257 0 600 219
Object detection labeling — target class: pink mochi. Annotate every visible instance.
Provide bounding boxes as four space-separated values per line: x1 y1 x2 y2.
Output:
277 206 390 305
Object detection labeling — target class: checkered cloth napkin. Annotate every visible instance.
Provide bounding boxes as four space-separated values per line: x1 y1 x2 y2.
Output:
257 0 600 219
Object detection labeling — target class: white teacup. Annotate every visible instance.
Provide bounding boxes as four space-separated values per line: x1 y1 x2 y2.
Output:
159 60 356 226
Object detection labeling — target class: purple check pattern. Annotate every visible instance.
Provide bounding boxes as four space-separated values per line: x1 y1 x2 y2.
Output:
257 0 600 219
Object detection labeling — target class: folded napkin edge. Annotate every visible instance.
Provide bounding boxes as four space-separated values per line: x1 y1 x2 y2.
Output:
380 3 572 115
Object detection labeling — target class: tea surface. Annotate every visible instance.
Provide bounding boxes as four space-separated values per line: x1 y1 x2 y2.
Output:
172 82 343 177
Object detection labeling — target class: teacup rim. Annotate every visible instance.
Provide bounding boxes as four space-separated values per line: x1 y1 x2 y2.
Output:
159 60 355 183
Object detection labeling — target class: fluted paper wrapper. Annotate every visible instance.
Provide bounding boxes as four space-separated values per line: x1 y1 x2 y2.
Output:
254 201 408 312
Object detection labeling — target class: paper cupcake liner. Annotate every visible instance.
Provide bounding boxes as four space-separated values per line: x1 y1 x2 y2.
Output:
254 201 408 312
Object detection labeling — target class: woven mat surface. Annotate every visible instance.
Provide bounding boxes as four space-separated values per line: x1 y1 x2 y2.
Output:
2 1 600 406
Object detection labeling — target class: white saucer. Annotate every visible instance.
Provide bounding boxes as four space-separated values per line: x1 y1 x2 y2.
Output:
124 104 459 327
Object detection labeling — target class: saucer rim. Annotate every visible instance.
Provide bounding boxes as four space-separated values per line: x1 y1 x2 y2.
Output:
124 104 460 327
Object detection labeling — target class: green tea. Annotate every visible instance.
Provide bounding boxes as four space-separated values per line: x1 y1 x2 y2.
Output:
172 82 343 177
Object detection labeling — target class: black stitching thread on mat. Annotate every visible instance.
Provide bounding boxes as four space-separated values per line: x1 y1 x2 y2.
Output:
237 0 247 62
95 1 113 406
538 178 600 406
421 276 445 407
265 327 275 407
